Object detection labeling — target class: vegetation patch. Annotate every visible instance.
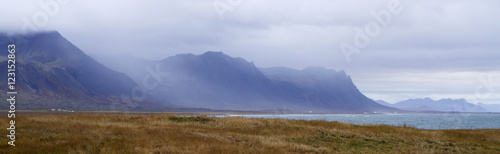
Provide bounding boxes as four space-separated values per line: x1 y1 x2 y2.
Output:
168 115 214 123
0 113 499 153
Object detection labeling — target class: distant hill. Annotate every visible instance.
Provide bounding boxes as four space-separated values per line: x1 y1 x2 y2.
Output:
376 98 489 112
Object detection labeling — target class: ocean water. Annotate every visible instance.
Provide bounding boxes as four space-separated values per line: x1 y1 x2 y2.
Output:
226 113 500 130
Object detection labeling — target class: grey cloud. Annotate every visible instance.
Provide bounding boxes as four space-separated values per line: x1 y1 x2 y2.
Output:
1 0 499 104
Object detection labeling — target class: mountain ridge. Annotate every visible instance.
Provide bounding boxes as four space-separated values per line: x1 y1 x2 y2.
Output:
100 51 398 113
0 31 168 111
376 98 491 112
2 31 398 113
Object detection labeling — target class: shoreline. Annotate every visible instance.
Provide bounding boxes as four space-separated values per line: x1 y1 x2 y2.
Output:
7 110 500 130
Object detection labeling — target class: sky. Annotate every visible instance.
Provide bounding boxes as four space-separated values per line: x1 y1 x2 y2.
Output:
2 0 500 104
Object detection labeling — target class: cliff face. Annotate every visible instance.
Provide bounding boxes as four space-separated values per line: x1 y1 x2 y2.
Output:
114 51 397 113
0 31 164 111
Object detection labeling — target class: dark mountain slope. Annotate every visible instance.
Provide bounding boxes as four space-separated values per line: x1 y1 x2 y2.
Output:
260 67 397 112
0 31 166 111
145 52 306 110
103 51 398 113
16 31 135 96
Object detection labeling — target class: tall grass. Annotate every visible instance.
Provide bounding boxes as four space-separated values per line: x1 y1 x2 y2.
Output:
0 113 499 153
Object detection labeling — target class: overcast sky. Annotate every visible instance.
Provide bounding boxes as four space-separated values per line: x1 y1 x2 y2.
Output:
2 0 500 104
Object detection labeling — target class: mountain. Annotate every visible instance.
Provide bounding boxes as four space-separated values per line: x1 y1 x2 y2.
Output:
0 31 398 113
0 31 166 111
99 51 398 113
148 52 296 110
385 98 488 112
259 67 397 112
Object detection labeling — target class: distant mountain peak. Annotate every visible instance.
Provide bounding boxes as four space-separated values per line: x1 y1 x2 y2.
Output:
31 30 60 36
203 51 225 55
3 30 61 38
13 31 91 66
200 51 231 61
199 51 250 65
406 97 434 102
392 97 487 112
303 66 328 72
423 97 433 101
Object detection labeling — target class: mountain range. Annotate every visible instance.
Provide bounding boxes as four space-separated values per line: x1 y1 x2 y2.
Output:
376 98 500 112
1 31 398 113
98 51 398 113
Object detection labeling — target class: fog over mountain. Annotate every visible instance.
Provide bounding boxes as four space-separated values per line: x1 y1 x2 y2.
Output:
99 50 398 113
0 31 167 111
2 1 500 105
1 31 397 113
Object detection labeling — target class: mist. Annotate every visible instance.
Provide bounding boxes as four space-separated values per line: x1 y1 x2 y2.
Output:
1 0 499 104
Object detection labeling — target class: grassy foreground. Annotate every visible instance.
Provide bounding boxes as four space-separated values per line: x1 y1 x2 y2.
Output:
1 113 500 153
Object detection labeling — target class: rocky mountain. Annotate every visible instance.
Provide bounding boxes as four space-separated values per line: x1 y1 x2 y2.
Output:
100 51 398 113
376 98 488 112
1 31 398 113
0 31 166 111
259 67 396 112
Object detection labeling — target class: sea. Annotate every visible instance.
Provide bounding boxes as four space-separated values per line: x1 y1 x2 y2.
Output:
223 113 500 130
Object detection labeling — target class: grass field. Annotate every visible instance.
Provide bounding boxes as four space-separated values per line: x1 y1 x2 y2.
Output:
1 113 500 153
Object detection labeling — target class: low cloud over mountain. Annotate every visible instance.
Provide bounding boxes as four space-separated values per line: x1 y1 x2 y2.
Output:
2 31 397 113
100 51 398 113
0 31 166 111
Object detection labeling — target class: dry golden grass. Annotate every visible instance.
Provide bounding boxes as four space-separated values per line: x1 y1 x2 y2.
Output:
1 113 499 153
